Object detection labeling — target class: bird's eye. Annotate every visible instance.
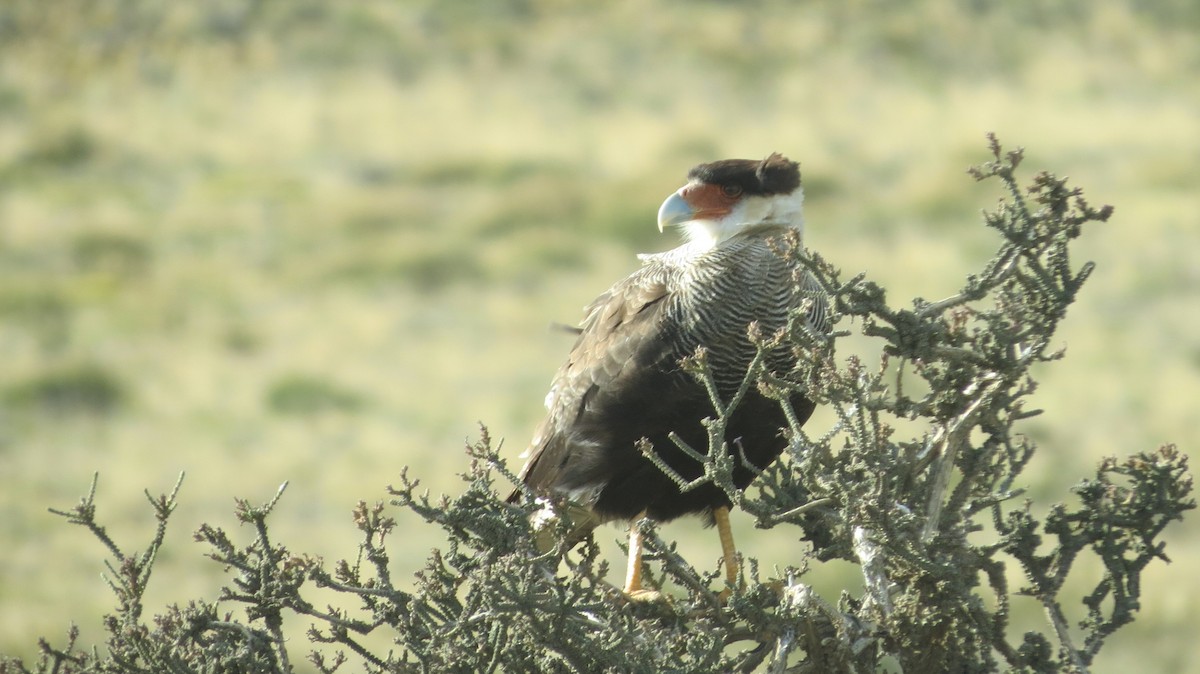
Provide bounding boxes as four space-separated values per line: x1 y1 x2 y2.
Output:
721 185 743 198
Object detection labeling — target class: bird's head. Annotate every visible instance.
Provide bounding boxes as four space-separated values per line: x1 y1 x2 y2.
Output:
657 153 803 250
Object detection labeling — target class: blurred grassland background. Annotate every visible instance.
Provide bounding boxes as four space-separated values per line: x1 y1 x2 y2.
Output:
0 0 1197 670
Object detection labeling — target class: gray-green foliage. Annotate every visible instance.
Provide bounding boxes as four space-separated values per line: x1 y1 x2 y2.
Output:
0 139 1191 673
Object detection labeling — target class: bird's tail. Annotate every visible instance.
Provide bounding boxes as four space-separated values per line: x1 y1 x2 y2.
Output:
527 498 603 554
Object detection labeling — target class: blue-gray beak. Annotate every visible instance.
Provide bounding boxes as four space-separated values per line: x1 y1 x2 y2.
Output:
656 192 694 232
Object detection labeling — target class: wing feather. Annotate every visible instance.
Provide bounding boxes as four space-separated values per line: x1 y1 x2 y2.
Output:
512 266 675 500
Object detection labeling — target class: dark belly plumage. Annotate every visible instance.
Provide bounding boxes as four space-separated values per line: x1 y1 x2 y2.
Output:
553 364 815 522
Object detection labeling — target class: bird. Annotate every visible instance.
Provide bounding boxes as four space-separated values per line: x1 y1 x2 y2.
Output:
509 153 826 596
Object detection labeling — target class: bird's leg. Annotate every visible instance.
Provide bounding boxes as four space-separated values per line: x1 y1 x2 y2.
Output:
623 512 647 594
622 513 667 603
713 505 740 590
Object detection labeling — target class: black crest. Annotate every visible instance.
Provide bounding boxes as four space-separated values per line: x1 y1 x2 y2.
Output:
687 153 800 196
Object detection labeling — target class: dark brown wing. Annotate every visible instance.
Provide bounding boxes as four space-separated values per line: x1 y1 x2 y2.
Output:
510 265 675 503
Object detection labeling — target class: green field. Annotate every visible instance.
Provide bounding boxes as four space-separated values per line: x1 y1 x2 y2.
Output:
1 2 1196 670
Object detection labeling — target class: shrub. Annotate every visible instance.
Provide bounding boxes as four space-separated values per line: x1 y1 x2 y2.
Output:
3 364 125 415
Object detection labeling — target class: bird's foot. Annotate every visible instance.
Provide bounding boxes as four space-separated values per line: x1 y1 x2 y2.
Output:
717 583 743 604
624 588 667 603
718 579 785 603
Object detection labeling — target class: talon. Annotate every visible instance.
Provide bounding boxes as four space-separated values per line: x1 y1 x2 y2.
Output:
625 589 667 603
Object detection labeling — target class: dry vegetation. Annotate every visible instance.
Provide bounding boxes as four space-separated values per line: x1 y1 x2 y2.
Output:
0 1 1196 671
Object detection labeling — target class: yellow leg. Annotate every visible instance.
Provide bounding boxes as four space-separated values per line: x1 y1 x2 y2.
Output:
713 505 739 589
623 512 647 594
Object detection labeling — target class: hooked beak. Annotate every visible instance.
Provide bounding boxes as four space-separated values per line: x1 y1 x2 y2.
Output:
656 191 694 232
